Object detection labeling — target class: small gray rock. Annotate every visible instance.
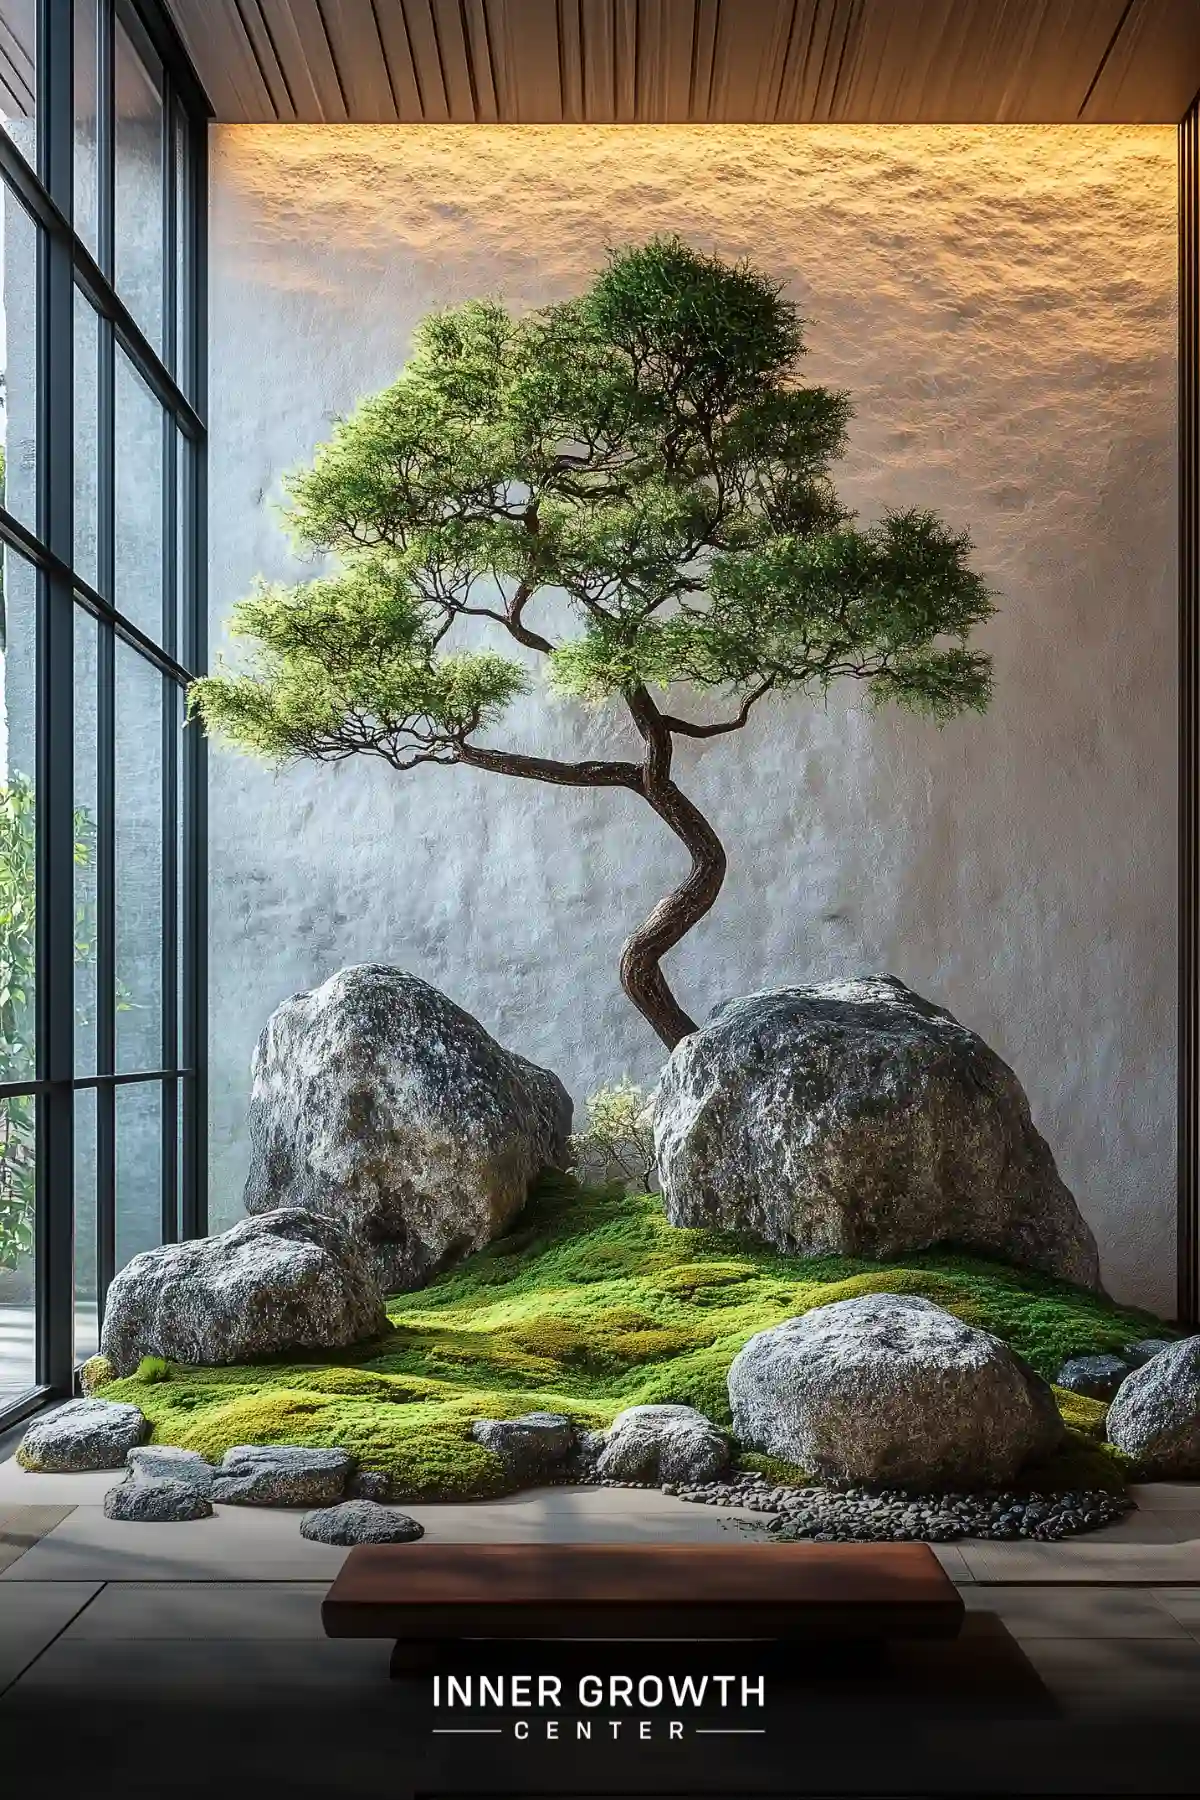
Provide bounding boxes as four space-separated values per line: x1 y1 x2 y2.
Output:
104 1477 213 1522
596 1404 730 1485
211 1445 353 1507
347 1469 401 1503
126 1445 214 1492
1124 1338 1181 1369
299 1501 424 1545
17 1399 150 1473
470 1412 576 1481
562 1429 607 1481
1107 1337 1200 1474
1054 1353 1131 1399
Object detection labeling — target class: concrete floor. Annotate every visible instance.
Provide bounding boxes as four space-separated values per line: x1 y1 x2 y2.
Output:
4 1437 1200 1798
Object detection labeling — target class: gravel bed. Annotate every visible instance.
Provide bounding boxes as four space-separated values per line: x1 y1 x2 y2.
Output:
521 1466 1132 1542
652 1472 1133 1541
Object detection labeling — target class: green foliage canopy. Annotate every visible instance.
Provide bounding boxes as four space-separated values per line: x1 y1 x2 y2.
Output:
190 237 994 770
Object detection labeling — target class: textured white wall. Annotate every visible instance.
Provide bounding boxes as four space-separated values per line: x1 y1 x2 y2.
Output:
207 124 1177 1311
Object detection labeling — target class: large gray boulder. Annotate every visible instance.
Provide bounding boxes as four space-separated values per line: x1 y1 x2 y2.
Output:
1105 1337 1200 1474
99 1210 387 1377
728 1293 1064 1486
243 965 572 1293
655 977 1100 1289
596 1404 730 1485
17 1398 150 1472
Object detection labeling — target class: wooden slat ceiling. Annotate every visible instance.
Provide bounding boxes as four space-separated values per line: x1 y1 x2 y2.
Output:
161 0 1200 125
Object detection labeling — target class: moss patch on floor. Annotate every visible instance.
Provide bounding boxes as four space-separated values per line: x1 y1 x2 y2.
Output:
95 1178 1168 1500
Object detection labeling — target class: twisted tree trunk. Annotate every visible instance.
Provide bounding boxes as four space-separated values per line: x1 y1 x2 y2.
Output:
459 686 730 1051
619 687 728 1049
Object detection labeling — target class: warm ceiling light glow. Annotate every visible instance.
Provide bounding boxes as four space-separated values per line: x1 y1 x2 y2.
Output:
213 124 1175 365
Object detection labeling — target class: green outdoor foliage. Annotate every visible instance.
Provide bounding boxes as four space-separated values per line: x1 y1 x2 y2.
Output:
189 237 995 1047
0 778 36 1270
93 1178 1165 1500
0 776 107 1271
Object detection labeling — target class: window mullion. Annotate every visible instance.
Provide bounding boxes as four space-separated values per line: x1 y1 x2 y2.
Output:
95 306 116 1314
35 0 77 1393
179 105 205 1243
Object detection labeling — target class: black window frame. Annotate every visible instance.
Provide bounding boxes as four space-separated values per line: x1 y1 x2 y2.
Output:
1181 89 1200 1329
0 0 208 1430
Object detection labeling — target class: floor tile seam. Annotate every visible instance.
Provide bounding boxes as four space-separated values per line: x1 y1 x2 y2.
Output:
52 1635 341 1645
998 1632 1196 1643
0 1581 108 1698
961 1576 1200 1587
967 1580 1196 1591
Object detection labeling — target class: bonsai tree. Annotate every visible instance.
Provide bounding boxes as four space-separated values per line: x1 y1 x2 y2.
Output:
190 238 994 1050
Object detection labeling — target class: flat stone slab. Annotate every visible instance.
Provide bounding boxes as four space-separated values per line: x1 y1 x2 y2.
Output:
104 1479 214 1523
211 1446 352 1508
322 1541 964 1644
300 1501 424 1545
126 1447 214 1492
17 1400 150 1473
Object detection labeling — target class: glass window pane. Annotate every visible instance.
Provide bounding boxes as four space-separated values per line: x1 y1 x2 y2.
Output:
172 103 189 383
0 2 36 171
166 675 181 1063
116 1079 162 1273
114 11 164 352
0 544 35 1386
115 638 162 1072
74 1087 98 1363
74 287 99 587
0 1093 35 1395
73 0 99 257
74 605 100 1075
0 539 37 1085
115 348 163 637
0 175 39 536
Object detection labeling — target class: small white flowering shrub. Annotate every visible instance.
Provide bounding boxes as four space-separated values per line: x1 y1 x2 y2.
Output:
568 1081 658 1193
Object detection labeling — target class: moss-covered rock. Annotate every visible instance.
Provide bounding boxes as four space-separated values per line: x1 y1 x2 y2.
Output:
91 1177 1167 1501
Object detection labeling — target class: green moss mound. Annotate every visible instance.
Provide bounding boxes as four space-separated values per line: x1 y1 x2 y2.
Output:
96 1178 1167 1499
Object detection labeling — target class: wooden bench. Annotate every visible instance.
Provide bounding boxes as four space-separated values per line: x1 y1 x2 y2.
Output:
322 1542 963 1673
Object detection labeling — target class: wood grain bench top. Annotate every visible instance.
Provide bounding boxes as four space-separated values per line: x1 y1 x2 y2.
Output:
322 1542 963 1641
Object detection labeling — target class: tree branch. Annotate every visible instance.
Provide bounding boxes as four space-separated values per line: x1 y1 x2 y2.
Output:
659 678 775 739
505 580 554 654
457 743 640 789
